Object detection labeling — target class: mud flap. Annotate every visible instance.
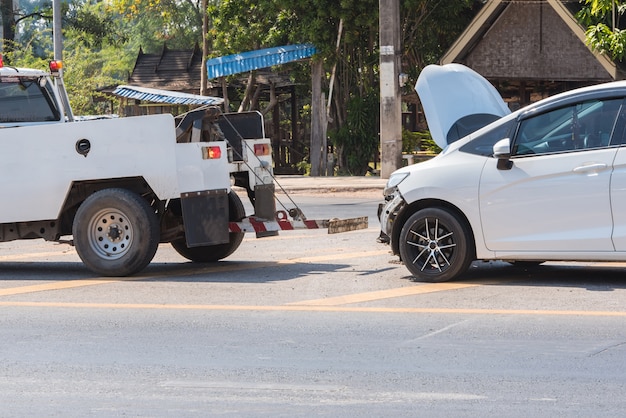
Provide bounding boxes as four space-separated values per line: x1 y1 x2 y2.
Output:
180 189 229 247
253 183 278 238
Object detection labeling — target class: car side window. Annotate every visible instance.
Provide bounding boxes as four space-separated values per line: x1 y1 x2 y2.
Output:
512 98 622 156
608 99 626 145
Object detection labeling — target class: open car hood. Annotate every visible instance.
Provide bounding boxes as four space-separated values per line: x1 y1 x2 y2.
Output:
416 64 511 149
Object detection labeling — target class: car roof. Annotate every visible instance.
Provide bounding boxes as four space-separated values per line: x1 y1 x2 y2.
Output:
518 80 626 119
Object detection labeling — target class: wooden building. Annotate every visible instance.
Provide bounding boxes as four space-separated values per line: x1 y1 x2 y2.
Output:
440 0 625 108
116 43 220 116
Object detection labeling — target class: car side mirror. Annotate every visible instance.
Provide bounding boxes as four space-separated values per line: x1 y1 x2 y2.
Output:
493 138 513 170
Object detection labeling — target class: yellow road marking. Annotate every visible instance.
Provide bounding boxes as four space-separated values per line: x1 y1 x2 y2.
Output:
289 282 480 306
0 300 625 317
0 278 130 296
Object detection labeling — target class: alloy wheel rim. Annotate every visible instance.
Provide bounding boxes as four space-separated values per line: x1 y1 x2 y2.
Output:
405 217 456 273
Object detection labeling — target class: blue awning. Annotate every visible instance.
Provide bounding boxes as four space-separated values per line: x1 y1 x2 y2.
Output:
112 85 224 106
206 44 317 79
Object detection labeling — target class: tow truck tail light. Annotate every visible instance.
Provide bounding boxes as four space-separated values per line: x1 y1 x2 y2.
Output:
49 60 63 72
0 55 3 68
202 146 222 159
49 60 63 76
254 143 271 156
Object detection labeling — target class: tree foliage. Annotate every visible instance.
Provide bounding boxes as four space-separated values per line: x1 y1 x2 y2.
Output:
331 89 379 175
402 0 484 82
109 0 204 50
4 0 144 114
210 0 381 173
578 0 626 60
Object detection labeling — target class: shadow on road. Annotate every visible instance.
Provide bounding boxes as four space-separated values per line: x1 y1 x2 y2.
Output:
0 259 355 283
2 258 626 292
405 260 626 291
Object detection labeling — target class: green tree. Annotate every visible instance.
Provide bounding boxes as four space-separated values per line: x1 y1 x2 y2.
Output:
2 0 208 114
331 90 379 175
578 0 626 60
4 0 136 114
210 0 380 173
110 0 204 51
402 0 484 82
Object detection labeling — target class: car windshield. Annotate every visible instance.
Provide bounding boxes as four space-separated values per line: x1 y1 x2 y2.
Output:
0 77 61 123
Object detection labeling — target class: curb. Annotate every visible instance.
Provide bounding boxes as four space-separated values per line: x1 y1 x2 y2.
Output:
273 175 386 194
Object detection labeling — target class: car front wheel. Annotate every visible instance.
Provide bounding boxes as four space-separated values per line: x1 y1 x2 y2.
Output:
399 207 473 282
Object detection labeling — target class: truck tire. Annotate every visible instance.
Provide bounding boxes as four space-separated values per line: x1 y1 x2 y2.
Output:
171 191 246 262
73 188 159 277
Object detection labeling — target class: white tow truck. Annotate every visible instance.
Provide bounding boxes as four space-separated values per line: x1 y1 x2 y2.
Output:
0 60 366 276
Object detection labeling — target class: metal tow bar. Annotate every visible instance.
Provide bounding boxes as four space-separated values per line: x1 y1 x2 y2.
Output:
229 211 368 235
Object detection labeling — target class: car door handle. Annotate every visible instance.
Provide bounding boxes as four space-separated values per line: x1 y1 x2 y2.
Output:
572 163 607 174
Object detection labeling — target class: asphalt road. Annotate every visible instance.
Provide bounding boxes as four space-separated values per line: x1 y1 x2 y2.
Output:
2 192 626 416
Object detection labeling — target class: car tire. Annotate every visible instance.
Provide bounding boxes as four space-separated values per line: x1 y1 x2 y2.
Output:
399 207 473 282
171 191 246 262
73 188 159 277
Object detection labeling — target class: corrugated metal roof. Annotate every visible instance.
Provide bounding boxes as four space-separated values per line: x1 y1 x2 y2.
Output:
206 44 317 79
112 85 224 106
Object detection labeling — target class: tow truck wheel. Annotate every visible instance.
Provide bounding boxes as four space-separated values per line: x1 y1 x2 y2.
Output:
171 191 245 262
399 207 473 282
73 188 160 277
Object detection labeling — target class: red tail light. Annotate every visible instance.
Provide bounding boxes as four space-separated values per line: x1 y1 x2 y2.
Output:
202 146 222 159
49 60 63 73
254 143 271 156
49 60 63 77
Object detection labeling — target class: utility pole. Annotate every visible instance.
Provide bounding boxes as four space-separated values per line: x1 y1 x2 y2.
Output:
52 0 73 121
379 0 402 178
52 0 62 61
310 59 324 176
200 0 209 96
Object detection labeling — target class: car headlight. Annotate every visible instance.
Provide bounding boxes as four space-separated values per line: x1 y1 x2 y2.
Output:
384 172 409 196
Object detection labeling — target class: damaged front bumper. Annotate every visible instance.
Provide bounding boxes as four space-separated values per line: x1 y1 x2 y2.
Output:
377 190 406 244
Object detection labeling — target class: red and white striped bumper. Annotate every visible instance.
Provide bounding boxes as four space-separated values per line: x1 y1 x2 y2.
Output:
229 213 368 235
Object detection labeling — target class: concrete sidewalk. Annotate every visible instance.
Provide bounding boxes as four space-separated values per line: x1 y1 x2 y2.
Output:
273 175 386 194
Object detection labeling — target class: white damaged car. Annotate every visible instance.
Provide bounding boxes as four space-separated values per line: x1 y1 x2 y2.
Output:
379 63 626 282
